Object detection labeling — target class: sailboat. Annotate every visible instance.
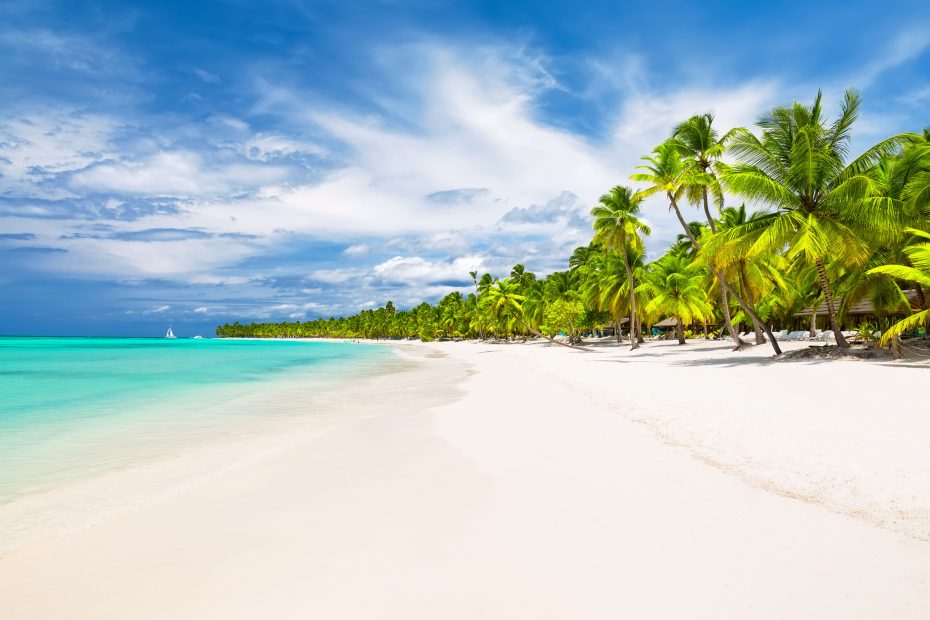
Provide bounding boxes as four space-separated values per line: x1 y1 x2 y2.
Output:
165 326 177 339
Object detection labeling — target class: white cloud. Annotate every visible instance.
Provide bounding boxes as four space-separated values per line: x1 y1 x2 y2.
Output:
0 111 117 199
69 150 292 197
193 306 209 314
307 268 363 284
239 133 325 161
853 27 930 89
193 68 221 84
371 255 485 285
342 243 370 256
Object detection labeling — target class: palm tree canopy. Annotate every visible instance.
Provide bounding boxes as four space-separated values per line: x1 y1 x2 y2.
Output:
721 89 916 264
671 112 736 210
590 185 651 254
639 252 714 325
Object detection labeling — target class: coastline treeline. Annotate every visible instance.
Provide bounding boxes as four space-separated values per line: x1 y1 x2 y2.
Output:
217 90 930 353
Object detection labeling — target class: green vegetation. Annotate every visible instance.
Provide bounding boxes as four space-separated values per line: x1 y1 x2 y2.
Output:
218 90 930 352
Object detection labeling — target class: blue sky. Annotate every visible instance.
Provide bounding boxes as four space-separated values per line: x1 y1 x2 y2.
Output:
1 0 928 336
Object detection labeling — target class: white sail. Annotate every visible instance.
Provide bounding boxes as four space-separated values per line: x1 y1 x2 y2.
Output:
166 326 176 339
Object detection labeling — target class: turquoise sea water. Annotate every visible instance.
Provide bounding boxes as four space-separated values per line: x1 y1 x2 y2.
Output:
0 337 392 505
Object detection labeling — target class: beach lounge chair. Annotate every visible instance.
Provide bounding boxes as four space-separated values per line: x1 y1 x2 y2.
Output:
773 329 789 341
820 330 834 342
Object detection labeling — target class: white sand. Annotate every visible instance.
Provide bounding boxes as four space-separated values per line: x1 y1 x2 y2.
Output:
1 340 928 618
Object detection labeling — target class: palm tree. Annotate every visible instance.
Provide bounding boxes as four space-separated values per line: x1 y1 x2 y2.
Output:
509 264 536 291
713 205 789 342
672 113 734 226
722 89 912 348
485 279 525 339
639 251 714 345
631 141 782 353
469 271 481 339
590 186 651 349
867 229 930 344
673 114 776 344
580 247 646 344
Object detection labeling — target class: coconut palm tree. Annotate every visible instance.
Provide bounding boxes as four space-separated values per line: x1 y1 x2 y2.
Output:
672 113 735 226
673 114 777 344
639 251 714 345
867 229 930 344
590 185 651 349
580 247 646 344
485 279 525 338
631 141 782 354
712 205 790 342
509 264 536 291
721 89 912 348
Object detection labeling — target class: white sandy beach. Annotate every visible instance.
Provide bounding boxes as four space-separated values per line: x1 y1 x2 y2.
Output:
1 340 929 618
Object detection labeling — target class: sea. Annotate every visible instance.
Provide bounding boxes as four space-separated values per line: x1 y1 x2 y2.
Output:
0 337 394 508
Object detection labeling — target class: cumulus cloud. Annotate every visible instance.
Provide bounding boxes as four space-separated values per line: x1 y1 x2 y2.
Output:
0 111 117 200
425 187 489 205
238 133 325 161
343 243 370 256
69 150 292 197
371 255 486 286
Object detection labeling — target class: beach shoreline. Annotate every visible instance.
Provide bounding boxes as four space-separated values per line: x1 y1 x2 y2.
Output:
1 339 928 618
0 341 459 556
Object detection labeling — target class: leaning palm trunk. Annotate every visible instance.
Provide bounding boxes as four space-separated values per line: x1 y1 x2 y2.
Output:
703 190 768 346
717 287 736 341
738 262 766 344
670 194 742 347
621 253 640 350
519 319 589 352
815 258 849 348
669 193 782 354
702 191 746 347
912 283 930 333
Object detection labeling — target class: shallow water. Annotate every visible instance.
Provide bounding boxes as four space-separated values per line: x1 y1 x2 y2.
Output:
0 337 392 505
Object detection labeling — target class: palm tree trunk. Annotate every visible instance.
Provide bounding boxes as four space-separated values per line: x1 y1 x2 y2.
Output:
914 283 930 333
738 262 766 344
702 188 717 234
615 318 623 343
621 252 640 350
718 286 737 341
519 320 589 351
668 193 782 353
635 316 644 343
701 189 743 345
676 319 686 345
809 305 818 338
815 258 849 348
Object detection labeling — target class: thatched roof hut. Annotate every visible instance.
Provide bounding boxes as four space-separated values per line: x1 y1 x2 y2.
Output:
794 289 922 319
653 317 680 329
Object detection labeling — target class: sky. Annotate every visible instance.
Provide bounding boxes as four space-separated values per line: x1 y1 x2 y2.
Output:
1 0 929 336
